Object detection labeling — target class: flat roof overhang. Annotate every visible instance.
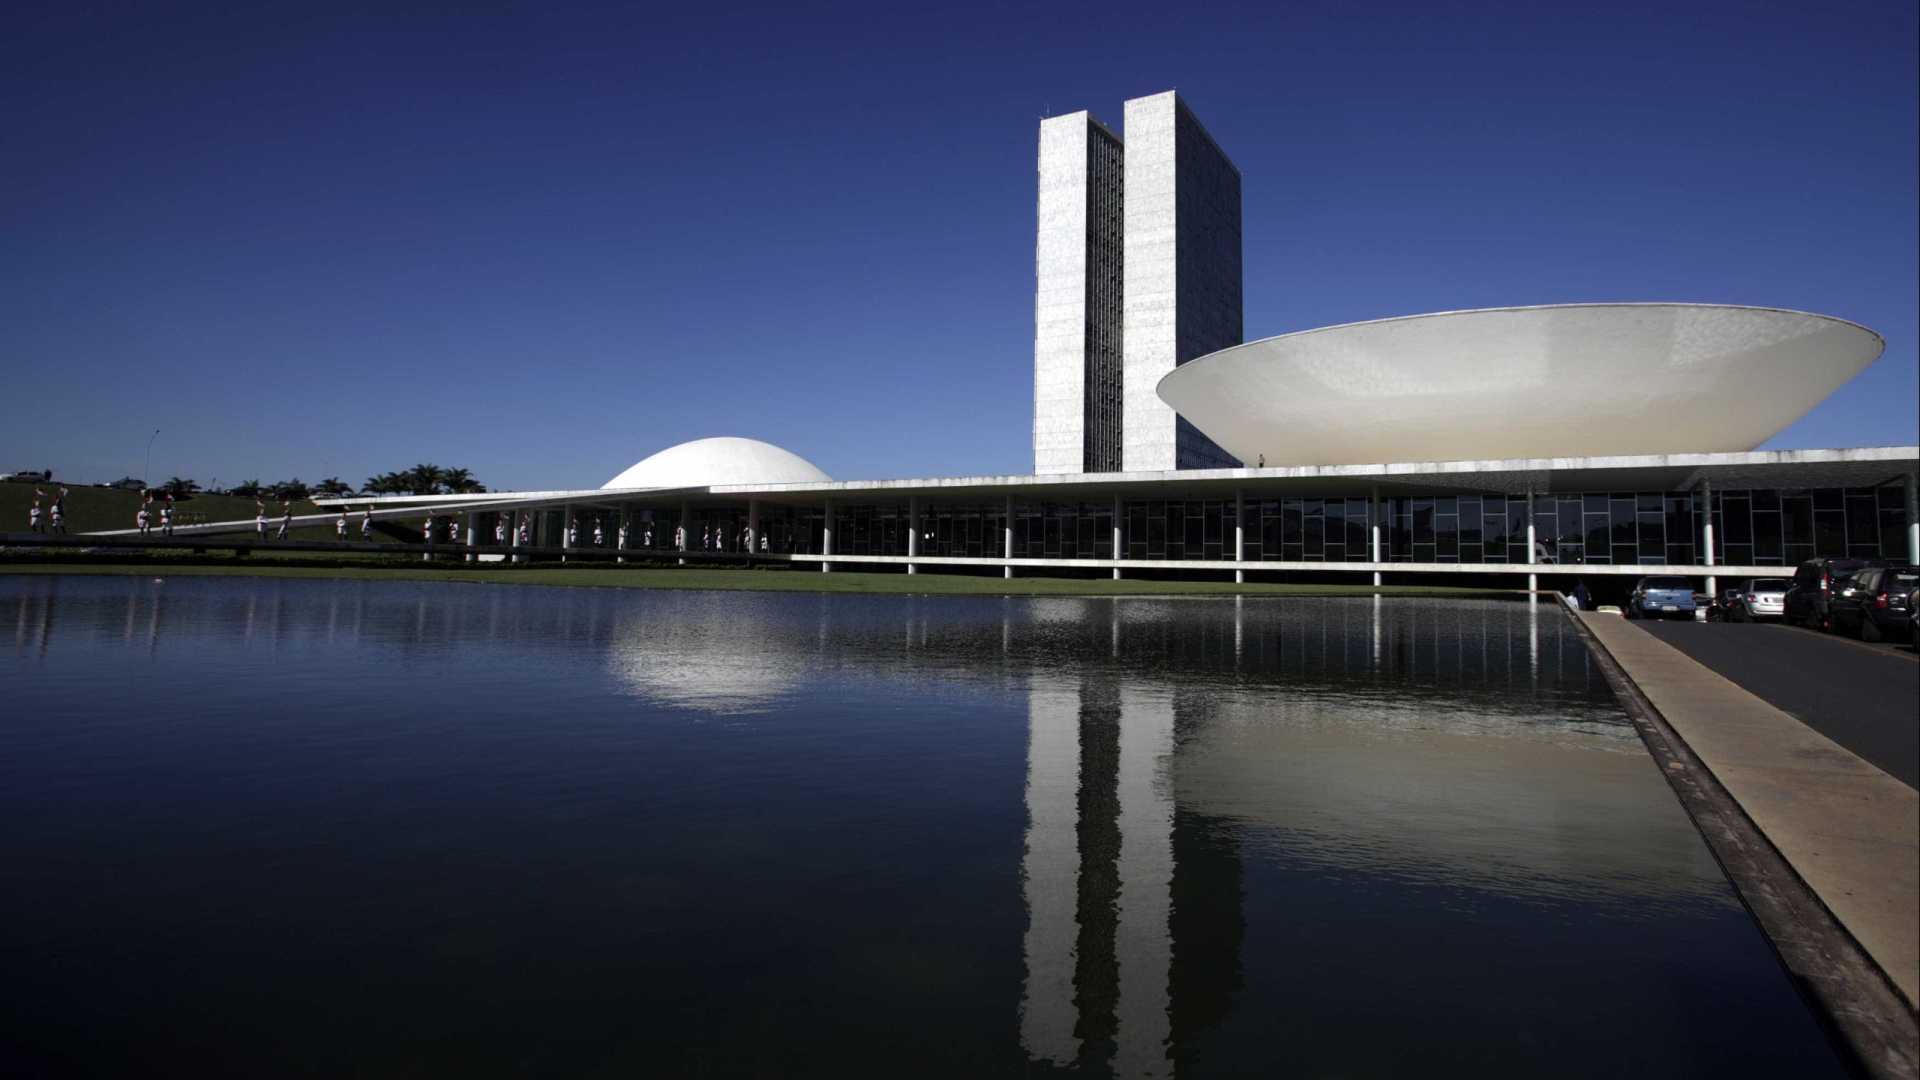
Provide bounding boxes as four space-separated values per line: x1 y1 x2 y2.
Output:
310 446 1917 514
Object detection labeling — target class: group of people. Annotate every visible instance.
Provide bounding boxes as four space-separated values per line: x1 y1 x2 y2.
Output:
135 491 177 536
26 486 69 534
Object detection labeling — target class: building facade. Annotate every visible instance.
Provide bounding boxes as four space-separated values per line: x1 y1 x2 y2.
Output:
1036 91 1243 475
1122 91 1243 472
1034 111 1125 475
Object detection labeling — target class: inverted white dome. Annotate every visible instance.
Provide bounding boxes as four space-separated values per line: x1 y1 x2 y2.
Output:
601 437 832 489
1157 304 1884 466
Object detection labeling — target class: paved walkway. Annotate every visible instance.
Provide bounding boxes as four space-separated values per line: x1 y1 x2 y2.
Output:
1579 610 1919 1013
1633 619 1918 789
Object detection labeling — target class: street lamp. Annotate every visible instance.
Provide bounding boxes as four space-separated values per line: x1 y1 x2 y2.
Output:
143 428 160 489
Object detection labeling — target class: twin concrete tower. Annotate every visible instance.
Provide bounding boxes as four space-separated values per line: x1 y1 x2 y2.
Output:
1033 91 1243 475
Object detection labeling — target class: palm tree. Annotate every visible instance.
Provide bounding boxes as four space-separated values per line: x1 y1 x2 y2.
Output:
163 476 199 497
441 467 485 494
312 477 353 496
229 479 264 498
405 463 446 495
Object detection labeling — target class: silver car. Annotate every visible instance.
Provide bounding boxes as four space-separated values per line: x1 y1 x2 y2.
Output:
1729 577 1789 622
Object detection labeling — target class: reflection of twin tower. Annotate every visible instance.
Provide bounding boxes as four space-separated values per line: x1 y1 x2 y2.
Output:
1034 91 1244 476
1020 676 1241 1076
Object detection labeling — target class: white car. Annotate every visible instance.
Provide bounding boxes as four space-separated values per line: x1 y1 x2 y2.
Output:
1729 578 1789 622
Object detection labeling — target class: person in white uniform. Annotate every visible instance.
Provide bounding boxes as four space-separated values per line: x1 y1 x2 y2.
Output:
137 506 150 536
276 500 293 540
255 499 268 539
360 507 374 540
159 502 173 536
593 521 604 547
335 512 348 540
29 500 42 533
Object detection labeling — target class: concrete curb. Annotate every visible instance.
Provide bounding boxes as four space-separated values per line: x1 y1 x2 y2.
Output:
1562 599 1918 1080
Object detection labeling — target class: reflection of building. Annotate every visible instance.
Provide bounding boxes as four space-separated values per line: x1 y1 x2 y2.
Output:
1011 597 1736 1074
265 89 1912 579
1019 674 1180 1075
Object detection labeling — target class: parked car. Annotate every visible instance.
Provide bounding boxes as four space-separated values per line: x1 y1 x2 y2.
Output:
1705 585 1743 621
1829 566 1918 642
1726 577 1790 622
1625 576 1697 619
1783 557 1888 631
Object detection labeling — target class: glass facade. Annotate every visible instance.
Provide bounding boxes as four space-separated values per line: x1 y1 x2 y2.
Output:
551 482 1908 566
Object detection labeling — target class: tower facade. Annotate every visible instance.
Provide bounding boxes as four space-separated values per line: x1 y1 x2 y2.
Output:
1033 92 1242 476
1034 111 1125 475
1121 91 1242 472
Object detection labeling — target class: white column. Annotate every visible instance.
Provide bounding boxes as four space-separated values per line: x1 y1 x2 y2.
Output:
1112 495 1123 580
561 507 573 564
510 511 523 564
1906 473 1919 565
1003 495 1014 579
1525 487 1538 594
1234 488 1245 584
464 511 477 563
1701 480 1716 598
747 499 760 563
1371 486 1383 588
906 495 918 575
821 498 834 573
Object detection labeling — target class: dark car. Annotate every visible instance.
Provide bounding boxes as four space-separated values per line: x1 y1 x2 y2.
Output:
1625 576 1696 619
1829 565 1918 642
1783 557 1888 631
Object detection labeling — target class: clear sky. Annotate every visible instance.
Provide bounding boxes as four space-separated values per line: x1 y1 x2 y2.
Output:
4 0 1915 491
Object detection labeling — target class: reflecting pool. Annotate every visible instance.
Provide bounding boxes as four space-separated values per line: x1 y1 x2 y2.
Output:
0 576 1842 1076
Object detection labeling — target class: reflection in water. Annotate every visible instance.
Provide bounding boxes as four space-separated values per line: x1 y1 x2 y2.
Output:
0 577 1844 1078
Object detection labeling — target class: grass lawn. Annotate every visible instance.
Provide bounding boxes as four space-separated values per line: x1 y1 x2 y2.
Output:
0 557 1521 598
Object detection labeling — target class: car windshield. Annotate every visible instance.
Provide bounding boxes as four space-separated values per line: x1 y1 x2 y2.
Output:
1886 570 1920 588
1749 579 1788 592
1643 577 1691 590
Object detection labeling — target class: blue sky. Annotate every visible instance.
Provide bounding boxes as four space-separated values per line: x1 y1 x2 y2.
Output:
3 0 1914 490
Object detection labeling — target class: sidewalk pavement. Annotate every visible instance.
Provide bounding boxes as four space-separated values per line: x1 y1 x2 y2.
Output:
1579 609 1918 1011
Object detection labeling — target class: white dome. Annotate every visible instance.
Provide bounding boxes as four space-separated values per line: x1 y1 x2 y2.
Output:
601 436 832 489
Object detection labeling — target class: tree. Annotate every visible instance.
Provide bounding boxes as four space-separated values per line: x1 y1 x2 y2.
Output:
441 467 486 494
272 478 310 500
229 479 264 498
163 476 199 498
405 463 447 495
312 477 353 496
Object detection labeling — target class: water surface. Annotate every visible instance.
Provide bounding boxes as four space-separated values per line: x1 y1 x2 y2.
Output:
1 576 1841 1076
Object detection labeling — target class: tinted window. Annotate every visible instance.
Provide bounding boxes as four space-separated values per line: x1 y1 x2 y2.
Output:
1644 577 1691 589
1886 570 1920 588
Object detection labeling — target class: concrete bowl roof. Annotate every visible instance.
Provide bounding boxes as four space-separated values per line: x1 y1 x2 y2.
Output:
601 436 832 490
1156 304 1884 466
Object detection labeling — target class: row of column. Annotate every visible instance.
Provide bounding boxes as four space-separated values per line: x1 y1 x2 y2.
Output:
454 472 1920 590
